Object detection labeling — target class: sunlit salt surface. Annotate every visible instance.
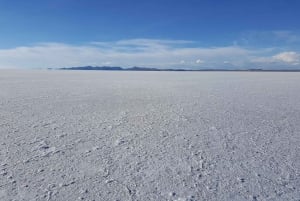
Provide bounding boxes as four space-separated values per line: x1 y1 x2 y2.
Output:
0 70 299 200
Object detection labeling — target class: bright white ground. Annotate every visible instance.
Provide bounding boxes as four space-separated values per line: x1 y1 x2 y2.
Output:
0 70 299 201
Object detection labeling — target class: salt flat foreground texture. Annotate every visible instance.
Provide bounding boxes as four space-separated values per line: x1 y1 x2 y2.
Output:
0 70 299 201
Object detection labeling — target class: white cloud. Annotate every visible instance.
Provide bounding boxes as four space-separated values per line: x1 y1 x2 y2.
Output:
273 51 300 63
0 38 299 69
102 61 112 65
196 59 204 64
253 51 300 63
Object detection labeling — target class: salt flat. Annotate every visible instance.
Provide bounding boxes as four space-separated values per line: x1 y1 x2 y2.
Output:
0 70 299 201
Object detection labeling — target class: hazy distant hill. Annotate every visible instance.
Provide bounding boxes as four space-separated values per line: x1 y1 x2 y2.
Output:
59 66 189 71
58 66 300 72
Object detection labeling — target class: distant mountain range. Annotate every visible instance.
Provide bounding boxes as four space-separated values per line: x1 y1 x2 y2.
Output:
59 66 190 71
56 66 300 72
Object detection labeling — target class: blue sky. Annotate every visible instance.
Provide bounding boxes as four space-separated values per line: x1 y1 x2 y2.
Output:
0 0 300 69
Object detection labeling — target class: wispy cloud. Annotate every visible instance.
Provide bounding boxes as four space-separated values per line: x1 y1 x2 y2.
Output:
0 38 299 69
253 51 300 66
235 30 300 47
273 51 300 63
272 31 300 43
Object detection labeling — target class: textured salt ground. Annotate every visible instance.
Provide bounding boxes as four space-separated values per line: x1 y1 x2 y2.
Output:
0 70 299 201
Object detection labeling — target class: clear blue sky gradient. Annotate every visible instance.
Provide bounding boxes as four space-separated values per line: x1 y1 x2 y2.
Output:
0 0 300 69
